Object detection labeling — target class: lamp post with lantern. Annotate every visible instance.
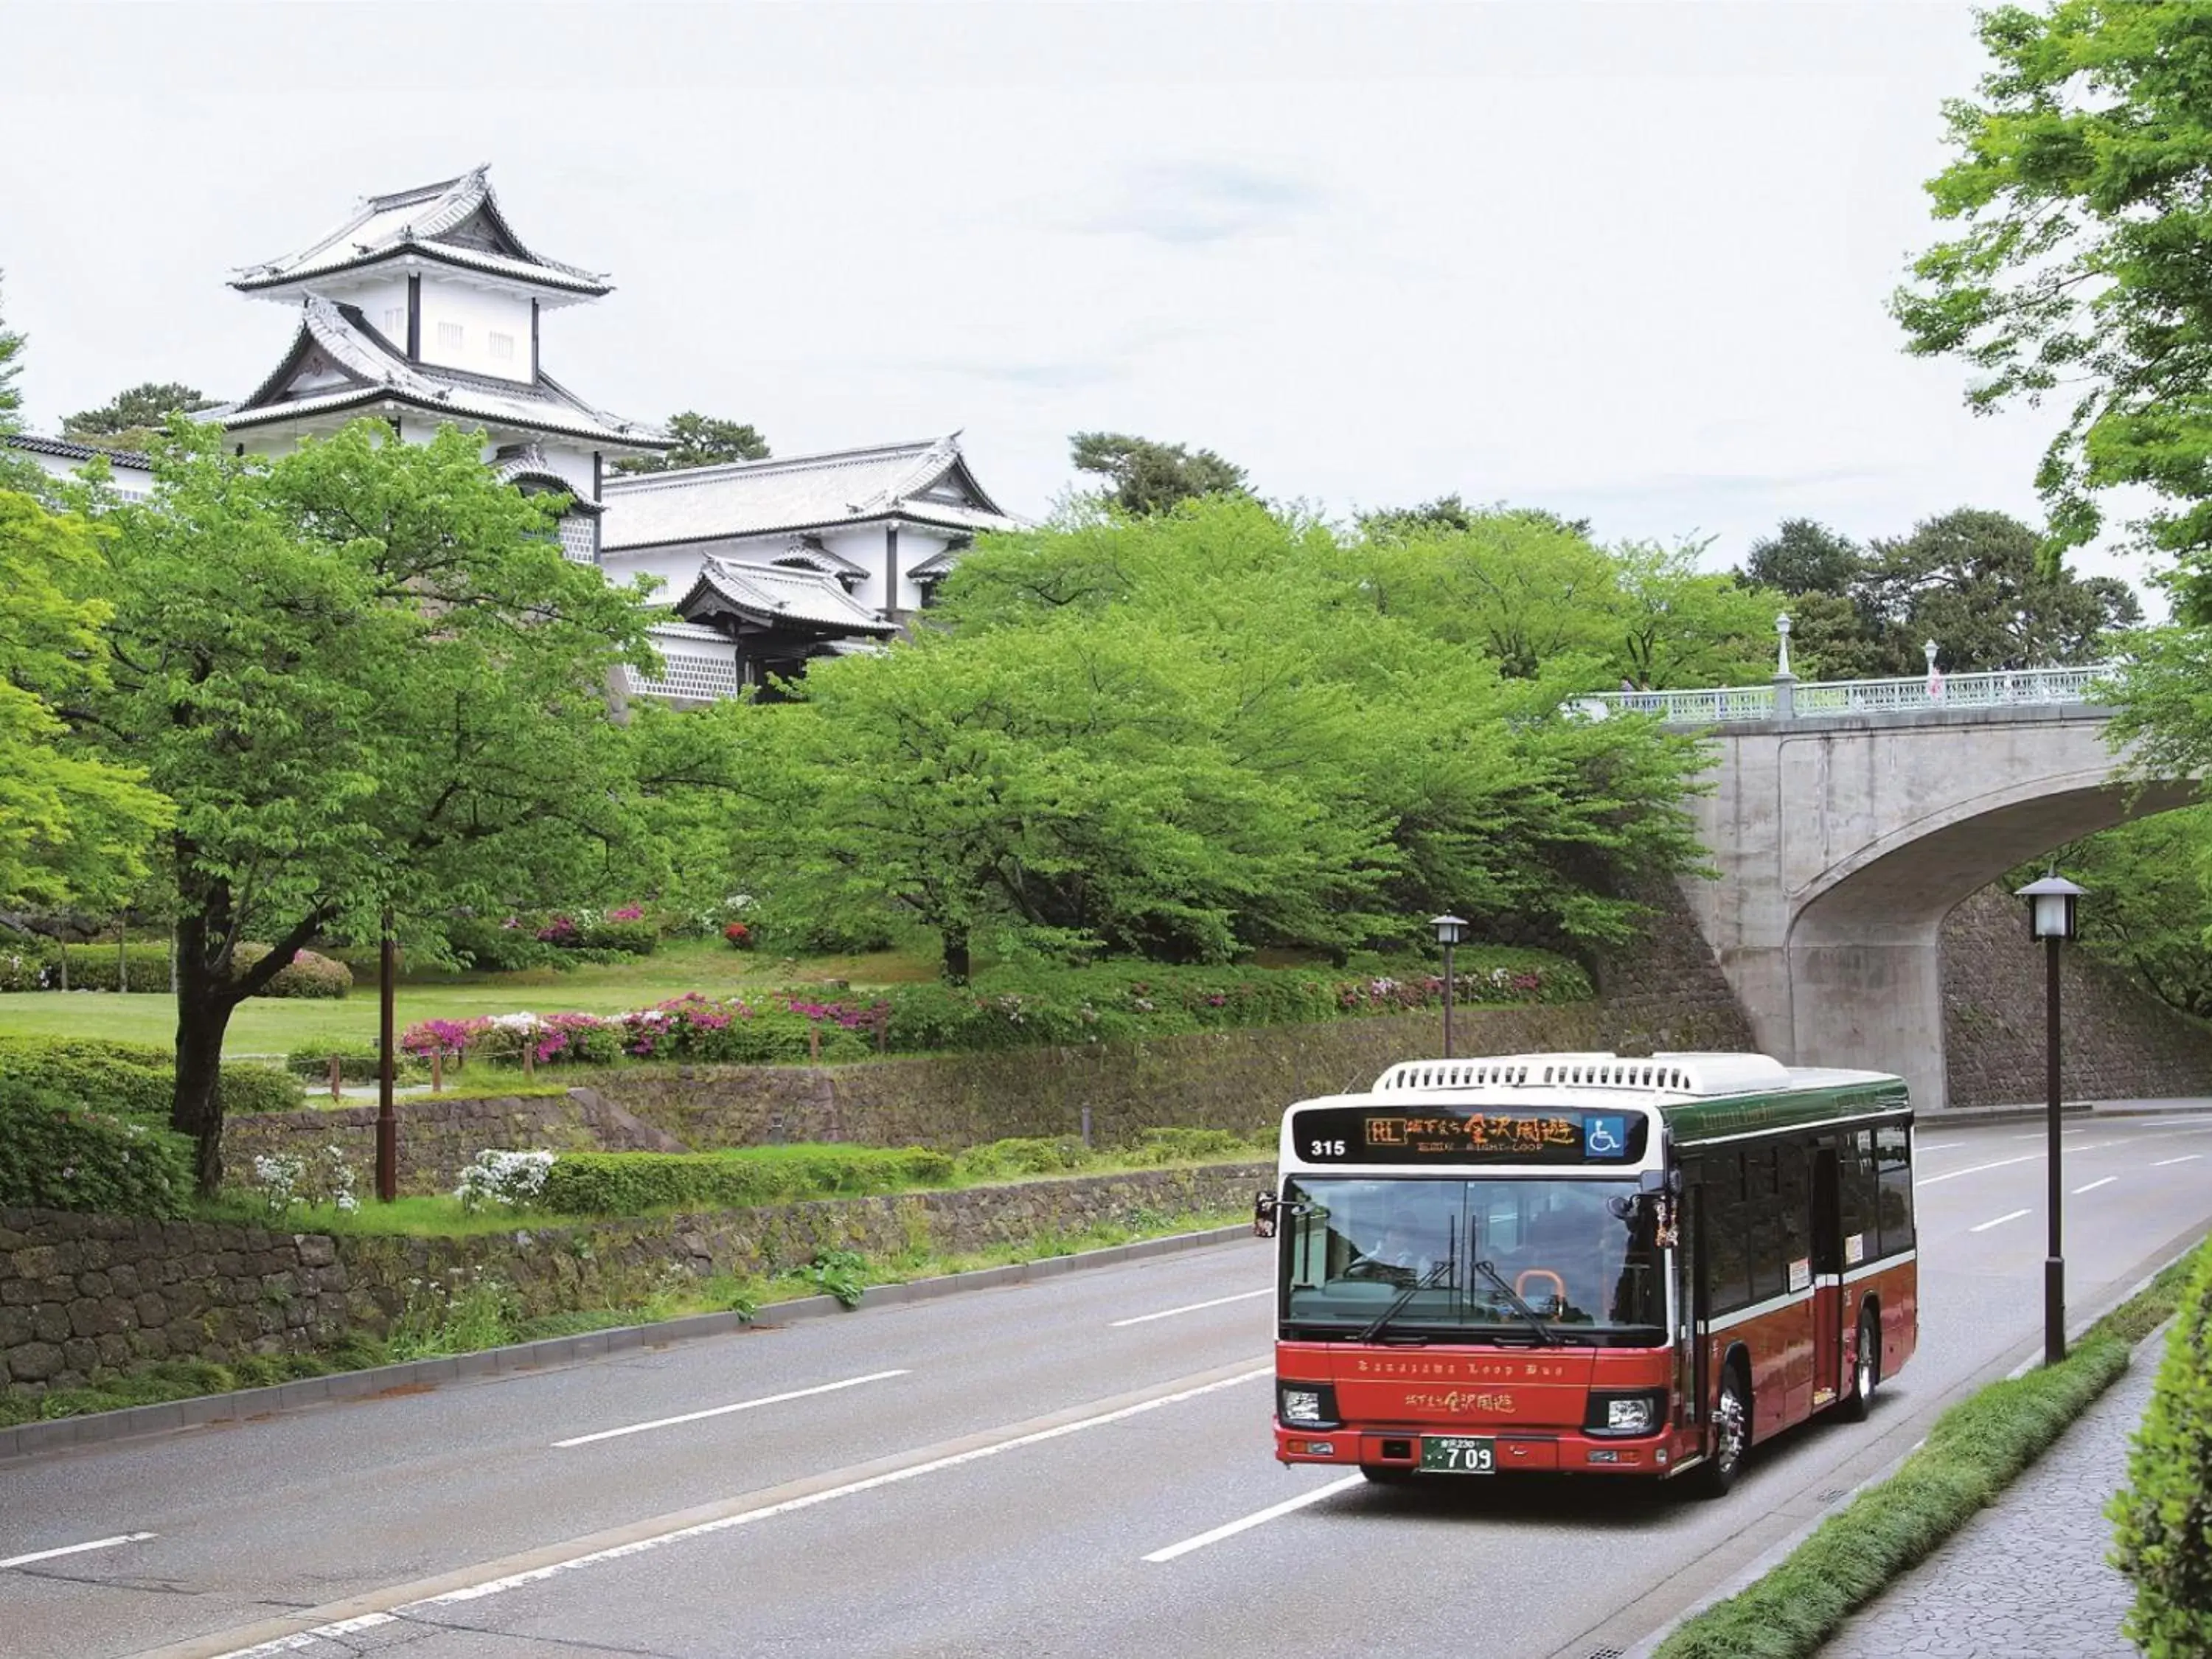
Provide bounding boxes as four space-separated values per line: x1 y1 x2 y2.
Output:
1432 914 1468 1058
2016 872 2086 1365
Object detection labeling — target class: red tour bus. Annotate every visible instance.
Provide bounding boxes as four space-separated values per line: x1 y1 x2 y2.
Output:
1259 1050 1917 1495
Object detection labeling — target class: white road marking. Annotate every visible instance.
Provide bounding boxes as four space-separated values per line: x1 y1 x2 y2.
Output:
1918 1154 2042 1187
1143 1474 1363 1563
189 1365 1274 1659
2154 1155 2202 1168
1112 1289 1272 1327
1970 1208 2032 1234
0 1532 156 1570
2073 1177 2118 1195
554 1370 910 1447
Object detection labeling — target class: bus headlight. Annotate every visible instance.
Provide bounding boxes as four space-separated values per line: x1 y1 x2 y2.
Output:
1586 1391 1666 1437
1277 1382 1340 1428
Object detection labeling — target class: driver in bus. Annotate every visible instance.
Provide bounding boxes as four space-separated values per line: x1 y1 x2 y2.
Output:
1350 1200 1450 1283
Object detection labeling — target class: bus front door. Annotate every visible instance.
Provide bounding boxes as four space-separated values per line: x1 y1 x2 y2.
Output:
1810 1146 1846 1410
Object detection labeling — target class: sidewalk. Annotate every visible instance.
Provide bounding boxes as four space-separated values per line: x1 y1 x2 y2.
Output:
1819 1346 2157 1658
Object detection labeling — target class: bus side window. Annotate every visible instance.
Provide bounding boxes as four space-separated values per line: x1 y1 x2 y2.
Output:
1875 1124 1915 1256
1776 1140 1810 1276
1745 1146 1784 1302
1840 1130 1879 1256
1707 1150 1752 1314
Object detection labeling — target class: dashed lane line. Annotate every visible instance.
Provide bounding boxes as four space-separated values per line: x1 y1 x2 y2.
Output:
1112 1289 1273 1328
131 1357 1273 1659
1143 1474 1364 1563
2073 1177 2118 1196
1969 1208 2032 1234
1 1532 156 1571
2154 1155 2203 1168
553 1369 911 1447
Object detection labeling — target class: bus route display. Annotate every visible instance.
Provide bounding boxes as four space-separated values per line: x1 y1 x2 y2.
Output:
1289 1105 1651 1166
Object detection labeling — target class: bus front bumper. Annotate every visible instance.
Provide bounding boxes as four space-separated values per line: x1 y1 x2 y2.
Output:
1275 1422 1681 1475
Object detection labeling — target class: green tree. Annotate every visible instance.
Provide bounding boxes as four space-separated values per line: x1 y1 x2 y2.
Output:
1068 431 1248 517
1740 518 1866 599
611 411 771 475
1894 2 2212 580
1613 540 1784 690
1865 508 2140 673
63 382 219 452
2041 811 2212 1018
0 492 170 911
0 271 35 493
83 422 664 1192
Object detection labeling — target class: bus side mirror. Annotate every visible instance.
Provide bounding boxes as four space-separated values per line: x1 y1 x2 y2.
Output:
1253 1190 1279 1239
1640 1169 1683 1196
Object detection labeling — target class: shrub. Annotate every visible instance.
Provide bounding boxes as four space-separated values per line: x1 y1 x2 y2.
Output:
56 942 173 992
0 942 56 990
536 1145 956 1216
0 1036 173 1119
454 1149 557 1213
0 1077 193 1217
218 1064 305 1116
2113 1239 2212 1654
575 919 659 957
953 1136 1094 1180
231 944 353 1000
723 922 754 950
1119 1127 1258 1165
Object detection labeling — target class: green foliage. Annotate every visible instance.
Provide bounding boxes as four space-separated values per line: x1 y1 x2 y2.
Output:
61 382 219 452
1657 1254 2197 1659
231 944 352 999
2113 1239 2212 1654
215 1063 301 1117
0 491 172 911
1068 431 1248 516
609 411 771 475
386 1271 521 1360
802 1248 870 1307
1118 1127 1258 1165
535 1144 958 1217
0 271 21 433
574 919 659 957
1894 2 2212 576
2036 811 2212 1018
55 942 173 992
283 1043 425 1084
79 422 670 1192
0 1352 352 1429
0 1075 193 1216
0 1034 171 1117
953 1136 1093 1180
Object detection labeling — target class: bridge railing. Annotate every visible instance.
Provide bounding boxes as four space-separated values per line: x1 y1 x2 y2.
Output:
1585 663 2118 725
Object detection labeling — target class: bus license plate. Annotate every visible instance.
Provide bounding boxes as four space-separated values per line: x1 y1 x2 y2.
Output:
1420 1436 1496 1474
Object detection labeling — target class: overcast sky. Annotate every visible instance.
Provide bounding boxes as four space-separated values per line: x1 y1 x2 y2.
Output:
0 1 2115 583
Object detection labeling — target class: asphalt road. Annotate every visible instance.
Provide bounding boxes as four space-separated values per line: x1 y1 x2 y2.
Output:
7 1111 2211 1659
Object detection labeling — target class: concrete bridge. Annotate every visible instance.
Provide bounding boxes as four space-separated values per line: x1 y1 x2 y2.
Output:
1586 660 2194 1112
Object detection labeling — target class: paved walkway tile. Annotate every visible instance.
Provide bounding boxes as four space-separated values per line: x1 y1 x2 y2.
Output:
1820 1353 2157 1658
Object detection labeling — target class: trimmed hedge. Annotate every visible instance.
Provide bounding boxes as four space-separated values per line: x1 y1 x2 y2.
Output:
285 1043 426 1085
536 1145 957 1216
232 944 353 1000
0 1077 193 1217
217 1064 304 1116
57 942 173 992
2112 1239 2212 1654
0 1034 301 1121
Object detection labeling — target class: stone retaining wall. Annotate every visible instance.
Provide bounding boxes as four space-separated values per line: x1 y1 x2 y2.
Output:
1 1162 1265 1397
220 1089 683 1197
1943 886 2212 1108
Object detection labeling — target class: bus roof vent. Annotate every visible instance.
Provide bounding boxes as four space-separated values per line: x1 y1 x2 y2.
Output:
1370 1051 1793 1098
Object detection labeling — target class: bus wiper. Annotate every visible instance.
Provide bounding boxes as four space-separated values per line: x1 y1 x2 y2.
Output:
1472 1259 1560 1346
1357 1213 1458 1343
1357 1256 1456 1343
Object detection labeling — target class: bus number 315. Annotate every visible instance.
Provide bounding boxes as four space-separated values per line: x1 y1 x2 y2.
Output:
1310 1139 1346 1158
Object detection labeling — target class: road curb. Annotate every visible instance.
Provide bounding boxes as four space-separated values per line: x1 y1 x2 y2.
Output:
1611 1217 2212 1659
0 1220 1257 1466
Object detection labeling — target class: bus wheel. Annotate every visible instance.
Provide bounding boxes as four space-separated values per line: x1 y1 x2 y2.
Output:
1840 1309 1879 1422
1693 1363 1750 1499
1360 1464 1413 1485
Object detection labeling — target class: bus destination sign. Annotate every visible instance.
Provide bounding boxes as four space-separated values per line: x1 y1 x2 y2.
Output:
1290 1106 1650 1166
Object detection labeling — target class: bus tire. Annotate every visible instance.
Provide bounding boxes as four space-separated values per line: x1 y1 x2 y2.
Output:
1840 1306 1879 1422
1360 1464 1413 1485
1693 1359 1751 1499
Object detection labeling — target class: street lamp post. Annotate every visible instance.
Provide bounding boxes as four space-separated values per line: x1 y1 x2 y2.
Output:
2017 872 2085 1366
1432 914 1468 1059
376 906 398 1203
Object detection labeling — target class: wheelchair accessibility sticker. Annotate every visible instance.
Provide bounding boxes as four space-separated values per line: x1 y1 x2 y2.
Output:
1583 1115 1630 1158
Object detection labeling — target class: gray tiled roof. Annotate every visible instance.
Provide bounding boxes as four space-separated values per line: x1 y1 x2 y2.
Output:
2 432 156 471
233 165 611 296
216 297 664 451
598 435 1018 551
676 557 900 636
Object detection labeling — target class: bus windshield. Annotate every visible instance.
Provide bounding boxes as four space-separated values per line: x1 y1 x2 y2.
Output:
1280 1175 1666 1345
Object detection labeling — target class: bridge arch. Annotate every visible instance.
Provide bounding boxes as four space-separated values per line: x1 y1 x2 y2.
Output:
1673 696 2195 1111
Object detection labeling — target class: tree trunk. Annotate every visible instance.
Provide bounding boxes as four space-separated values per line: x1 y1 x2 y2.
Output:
171 925 241 1197
942 926 971 984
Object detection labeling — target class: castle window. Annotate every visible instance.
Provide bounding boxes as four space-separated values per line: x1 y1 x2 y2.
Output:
489 331 515 362
437 321 464 350
383 307 406 341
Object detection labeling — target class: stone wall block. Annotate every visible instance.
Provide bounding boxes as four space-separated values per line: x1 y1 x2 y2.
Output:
8 1341 62 1382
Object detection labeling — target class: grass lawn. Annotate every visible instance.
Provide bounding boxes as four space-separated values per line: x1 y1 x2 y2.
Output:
0 939 943 1057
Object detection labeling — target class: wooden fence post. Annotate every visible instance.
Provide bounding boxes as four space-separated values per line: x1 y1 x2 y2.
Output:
432 1049 443 1093
328 1054 342 1102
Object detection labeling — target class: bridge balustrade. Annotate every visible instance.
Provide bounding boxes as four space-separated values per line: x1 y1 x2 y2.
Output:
1589 663 2115 726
